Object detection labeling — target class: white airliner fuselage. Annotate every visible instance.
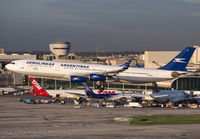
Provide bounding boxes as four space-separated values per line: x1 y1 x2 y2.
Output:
5 59 182 83
5 47 195 84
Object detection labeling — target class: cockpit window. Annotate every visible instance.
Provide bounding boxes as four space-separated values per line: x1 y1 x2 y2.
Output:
11 62 15 64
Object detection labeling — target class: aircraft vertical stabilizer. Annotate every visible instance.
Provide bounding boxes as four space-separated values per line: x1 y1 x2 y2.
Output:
152 82 160 93
29 77 51 97
82 82 95 97
159 46 196 71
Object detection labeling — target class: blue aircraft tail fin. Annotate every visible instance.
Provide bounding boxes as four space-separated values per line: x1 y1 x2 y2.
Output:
121 60 132 70
152 82 160 93
159 46 196 71
82 82 95 97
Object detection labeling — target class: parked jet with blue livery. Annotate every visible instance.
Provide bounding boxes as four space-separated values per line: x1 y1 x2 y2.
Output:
82 82 147 100
5 46 196 84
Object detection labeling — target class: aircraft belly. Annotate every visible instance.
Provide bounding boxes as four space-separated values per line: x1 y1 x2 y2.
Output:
23 70 65 78
117 76 170 83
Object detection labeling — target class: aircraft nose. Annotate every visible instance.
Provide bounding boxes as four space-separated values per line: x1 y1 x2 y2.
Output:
5 64 12 71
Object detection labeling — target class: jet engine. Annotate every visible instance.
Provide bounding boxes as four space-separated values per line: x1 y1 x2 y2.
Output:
70 76 86 83
171 71 181 78
89 74 106 81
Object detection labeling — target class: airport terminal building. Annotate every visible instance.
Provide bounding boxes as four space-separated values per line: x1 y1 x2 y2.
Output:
171 76 200 90
0 49 37 87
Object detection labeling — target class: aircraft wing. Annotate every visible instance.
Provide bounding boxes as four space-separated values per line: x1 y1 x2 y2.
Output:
88 68 128 77
71 60 132 79
108 93 148 100
100 60 132 76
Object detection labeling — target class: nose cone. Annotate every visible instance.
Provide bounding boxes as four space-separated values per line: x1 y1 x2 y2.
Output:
5 64 12 71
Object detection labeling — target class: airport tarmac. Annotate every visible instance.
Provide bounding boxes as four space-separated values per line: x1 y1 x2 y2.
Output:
1 94 200 139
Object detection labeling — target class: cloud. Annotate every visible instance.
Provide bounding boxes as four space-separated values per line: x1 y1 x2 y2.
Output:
2 0 200 51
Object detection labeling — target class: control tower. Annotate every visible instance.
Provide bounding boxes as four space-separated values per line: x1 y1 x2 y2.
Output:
49 41 71 59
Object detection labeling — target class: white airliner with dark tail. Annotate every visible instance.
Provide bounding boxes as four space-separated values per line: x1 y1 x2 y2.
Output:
5 47 196 83
82 82 148 100
150 82 200 103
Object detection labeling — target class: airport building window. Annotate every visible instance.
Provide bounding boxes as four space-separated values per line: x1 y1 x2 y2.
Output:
172 77 200 91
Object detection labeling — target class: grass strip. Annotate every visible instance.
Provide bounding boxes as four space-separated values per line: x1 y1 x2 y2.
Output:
130 115 200 126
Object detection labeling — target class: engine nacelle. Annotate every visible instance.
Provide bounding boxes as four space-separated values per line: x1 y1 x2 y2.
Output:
70 76 86 83
171 71 181 78
89 74 106 81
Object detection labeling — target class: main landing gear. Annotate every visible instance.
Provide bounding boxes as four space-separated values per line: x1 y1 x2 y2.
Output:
95 81 104 92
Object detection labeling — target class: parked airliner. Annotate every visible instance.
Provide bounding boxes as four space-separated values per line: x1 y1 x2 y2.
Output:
150 83 196 103
30 76 200 103
82 82 147 101
29 77 81 99
5 47 196 83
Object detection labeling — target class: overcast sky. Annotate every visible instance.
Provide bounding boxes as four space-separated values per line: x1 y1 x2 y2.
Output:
1 0 200 52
